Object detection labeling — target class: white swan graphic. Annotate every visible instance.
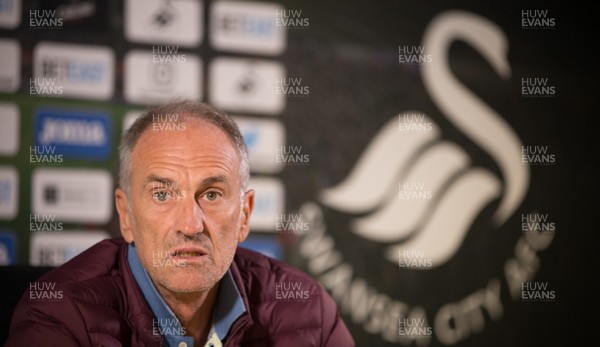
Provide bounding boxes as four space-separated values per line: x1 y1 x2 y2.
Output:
320 11 529 267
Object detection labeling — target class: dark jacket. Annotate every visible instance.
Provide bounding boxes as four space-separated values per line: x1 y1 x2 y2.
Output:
6 238 354 347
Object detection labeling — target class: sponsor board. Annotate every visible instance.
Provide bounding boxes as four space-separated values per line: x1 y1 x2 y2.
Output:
248 176 284 231
124 50 202 104
233 116 284 173
29 230 109 266
33 41 115 100
0 38 21 92
0 230 16 265
0 102 20 156
125 0 202 47
210 0 285 55
34 108 112 160
0 166 18 219
209 57 285 115
0 0 21 29
32 168 113 223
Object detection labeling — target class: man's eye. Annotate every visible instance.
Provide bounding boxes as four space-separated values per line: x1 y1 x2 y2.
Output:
153 190 171 202
204 191 221 201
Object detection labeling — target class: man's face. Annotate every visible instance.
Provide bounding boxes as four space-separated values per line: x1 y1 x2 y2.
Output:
116 117 253 294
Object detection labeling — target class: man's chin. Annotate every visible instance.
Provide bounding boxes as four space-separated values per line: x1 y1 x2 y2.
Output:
159 269 216 293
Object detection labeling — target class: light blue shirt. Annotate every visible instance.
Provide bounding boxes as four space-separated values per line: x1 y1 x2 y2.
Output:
127 243 246 347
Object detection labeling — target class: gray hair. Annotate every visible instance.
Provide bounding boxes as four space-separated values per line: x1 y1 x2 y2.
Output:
119 100 249 197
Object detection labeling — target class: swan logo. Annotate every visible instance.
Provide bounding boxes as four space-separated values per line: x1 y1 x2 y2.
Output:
298 10 554 345
321 10 529 269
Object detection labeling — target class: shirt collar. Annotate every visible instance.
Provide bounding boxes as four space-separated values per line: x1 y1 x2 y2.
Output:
127 243 246 346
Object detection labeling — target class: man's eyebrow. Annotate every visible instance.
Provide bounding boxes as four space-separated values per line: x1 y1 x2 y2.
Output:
144 175 176 187
200 175 229 187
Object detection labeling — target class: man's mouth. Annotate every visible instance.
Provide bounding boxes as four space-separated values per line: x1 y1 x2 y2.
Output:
170 248 207 258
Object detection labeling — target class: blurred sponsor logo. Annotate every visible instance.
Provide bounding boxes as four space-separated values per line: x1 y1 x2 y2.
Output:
210 58 285 115
211 0 285 55
233 117 284 173
29 230 109 266
124 50 202 104
0 102 20 156
249 177 284 231
125 0 202 47
32 168 113 223
56 0 96 22
33 42 115 100
34 109 112 160
0 166 18 219
0 0 21 29
0 231 16 265
0 38 20 92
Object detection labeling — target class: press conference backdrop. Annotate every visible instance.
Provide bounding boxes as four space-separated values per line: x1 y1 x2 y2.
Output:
0 0 588 346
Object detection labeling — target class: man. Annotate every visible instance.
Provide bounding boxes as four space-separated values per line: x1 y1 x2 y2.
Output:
7 100 354 347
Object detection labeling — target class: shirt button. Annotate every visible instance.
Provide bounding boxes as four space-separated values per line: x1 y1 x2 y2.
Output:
178 342 187 347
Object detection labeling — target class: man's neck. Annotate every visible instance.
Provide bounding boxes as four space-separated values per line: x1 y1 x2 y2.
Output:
157 283 220 347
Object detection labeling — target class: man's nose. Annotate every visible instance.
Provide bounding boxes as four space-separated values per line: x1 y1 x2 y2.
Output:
176 193 204 235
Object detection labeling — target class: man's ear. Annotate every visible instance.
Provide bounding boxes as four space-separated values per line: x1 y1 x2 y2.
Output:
115 188 134 243
237 189 255 243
